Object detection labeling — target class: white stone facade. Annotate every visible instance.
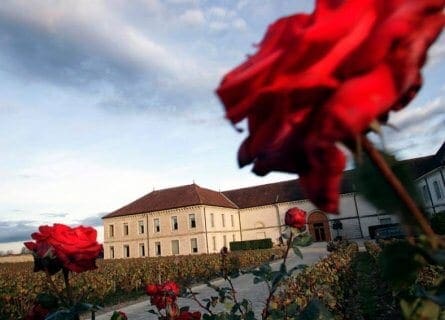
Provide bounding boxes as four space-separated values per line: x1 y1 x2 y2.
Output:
102 142 445 259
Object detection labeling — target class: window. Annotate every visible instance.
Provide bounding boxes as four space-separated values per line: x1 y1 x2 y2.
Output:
210 213 214 227
155 242 161 256
223 235 227 247
171 216 178 231
222 214 225 227
139 243 145 257
212 236 216 251
189 214 196 228
110 246 114 259
191 238 198 253
231 215 234 227
123 223 129 236
232 234 236 242
123 245 130 258
154 218 160 233
379 217 392 225
109 225 114 238
433 181 443 199
422 185 430 204
138 220 145 234
171 240 179 255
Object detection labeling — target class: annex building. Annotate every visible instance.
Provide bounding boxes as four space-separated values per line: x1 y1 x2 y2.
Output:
102 142 445 259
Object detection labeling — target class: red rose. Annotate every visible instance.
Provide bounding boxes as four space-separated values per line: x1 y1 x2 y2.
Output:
161 281 180 296
177 311 201 320
285 208 307 230
150 295 167 310
216 0 445 213
24 224 102 273
145 284 159 296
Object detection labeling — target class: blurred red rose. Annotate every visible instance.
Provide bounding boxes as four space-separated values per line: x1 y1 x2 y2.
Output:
24 224 102 273
145 284 159 296
216 0 445 213
285 208 307 230
23 303 50 320
162 280 180 296
146 281 180 310
177 311 201 320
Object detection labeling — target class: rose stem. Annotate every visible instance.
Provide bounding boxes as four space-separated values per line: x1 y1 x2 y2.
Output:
63 268 74 305
185 286 215 316
262 233 293 319
45 269 68 305
360 136 442 247
221 252 245 317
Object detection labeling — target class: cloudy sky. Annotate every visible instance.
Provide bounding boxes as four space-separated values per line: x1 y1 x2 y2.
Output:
0 0 444 253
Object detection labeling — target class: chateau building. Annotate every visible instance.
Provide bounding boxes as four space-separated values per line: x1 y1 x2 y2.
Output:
102 142 445 259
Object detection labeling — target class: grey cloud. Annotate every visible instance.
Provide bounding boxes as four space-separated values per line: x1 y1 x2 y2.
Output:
77 214 105 227
0 220 38 243
42 212 69 218
0 2 223 114
388 97 445 132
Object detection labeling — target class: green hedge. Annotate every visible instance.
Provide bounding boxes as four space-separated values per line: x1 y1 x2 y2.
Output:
229 238 273 251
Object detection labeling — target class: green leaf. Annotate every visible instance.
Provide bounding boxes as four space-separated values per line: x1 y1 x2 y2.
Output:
245 310 255 320
230 303 240 314
378 241 425 289
293 245 303 259
268 309 285 320
180 306 190 312
259 263 272 273
72 302 99 313
279 262 287 274
45 309 76 320
271 271 285 290
293 234 313 248
418 280 445 307
286 302 299 316
298 299 334 320
110 311 127 320
36 292 59 309
253 276 264 284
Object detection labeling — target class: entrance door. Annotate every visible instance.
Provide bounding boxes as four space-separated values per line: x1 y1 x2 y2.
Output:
308 211 331 242
314 223 326 241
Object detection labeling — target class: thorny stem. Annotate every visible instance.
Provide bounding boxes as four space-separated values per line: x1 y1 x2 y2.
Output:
221 252 245 317
45 269 68 305
262 233 293 319
361 136 444 248
63 268 74 306
186 286 215 316
282 234 293 267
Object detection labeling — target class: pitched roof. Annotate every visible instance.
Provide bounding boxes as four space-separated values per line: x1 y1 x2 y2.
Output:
402 142 445 179
102 184 237 218
223 170 356 209
103 142 444 218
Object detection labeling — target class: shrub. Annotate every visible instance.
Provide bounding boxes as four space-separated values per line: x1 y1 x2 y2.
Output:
229 238 273 251
326 239 356 252
0 248 283 320
271 241 358 318
363 240 381 260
